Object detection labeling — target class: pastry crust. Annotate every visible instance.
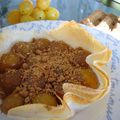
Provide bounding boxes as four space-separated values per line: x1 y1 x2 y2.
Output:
0 21 112 120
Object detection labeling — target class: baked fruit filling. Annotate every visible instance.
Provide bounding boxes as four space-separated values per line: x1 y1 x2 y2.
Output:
0 39 99 114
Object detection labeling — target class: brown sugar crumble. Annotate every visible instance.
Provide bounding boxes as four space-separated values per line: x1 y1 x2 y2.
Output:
0 39 99 113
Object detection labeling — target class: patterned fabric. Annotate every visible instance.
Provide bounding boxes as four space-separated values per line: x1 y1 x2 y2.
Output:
0 0 120 27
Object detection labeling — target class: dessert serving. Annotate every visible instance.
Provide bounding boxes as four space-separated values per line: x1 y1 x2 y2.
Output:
0 21 112 120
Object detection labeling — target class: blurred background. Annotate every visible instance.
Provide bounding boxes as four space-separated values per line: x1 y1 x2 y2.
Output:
0 0 120 27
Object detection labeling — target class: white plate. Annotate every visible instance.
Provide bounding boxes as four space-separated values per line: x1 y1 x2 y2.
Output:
0 21 120 120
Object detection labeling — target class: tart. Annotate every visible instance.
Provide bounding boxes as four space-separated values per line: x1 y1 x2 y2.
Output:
0 21 112 120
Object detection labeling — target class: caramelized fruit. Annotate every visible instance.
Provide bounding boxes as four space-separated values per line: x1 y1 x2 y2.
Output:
1 94 24 114
0 53 21 72
32 93 57 106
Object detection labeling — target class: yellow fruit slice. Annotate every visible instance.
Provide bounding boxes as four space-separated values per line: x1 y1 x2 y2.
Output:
7 9 21 24
20 15 35 22
36 0 50 10
45 7 59 20
31 8 45 20
19 1 34 15
32 93 57 106
80 69 99 89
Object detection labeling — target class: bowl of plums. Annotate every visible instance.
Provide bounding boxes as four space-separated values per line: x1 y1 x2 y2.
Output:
7 0 60 25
